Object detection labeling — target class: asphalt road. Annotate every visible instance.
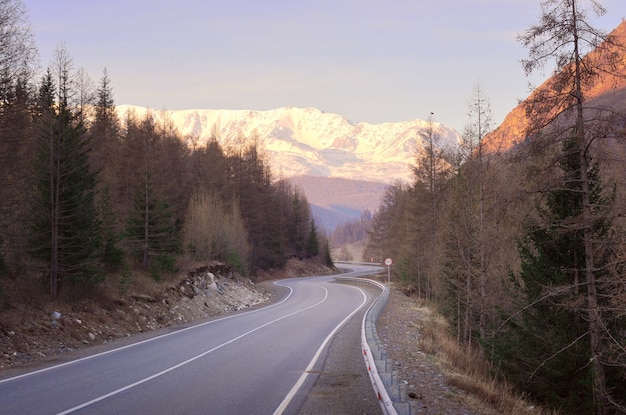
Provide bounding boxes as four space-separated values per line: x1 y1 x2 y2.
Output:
0 266 382 415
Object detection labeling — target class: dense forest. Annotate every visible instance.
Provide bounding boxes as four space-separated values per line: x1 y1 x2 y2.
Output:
0 0 331 302
365 2 626 414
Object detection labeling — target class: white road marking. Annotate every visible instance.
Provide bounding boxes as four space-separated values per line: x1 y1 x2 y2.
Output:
0 281 295 385
55 281 328 414
273 283 369 414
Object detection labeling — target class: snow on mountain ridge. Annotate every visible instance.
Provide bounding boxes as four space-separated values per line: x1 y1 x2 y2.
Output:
115 105 461 184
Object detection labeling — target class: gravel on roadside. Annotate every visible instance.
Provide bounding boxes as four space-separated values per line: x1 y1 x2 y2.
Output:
377 285 495 415
298 283 495 415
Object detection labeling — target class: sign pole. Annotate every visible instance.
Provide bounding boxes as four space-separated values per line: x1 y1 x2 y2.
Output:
384 258 393 284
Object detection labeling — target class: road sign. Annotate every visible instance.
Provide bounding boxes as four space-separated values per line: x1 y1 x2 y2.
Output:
384 258 392 266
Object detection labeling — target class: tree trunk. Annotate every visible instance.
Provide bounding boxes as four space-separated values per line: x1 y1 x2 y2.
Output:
478 109 488 352
49 120 58 297
572 4 606 410
465 273 472 348
578 122 606 414
143 162 149 270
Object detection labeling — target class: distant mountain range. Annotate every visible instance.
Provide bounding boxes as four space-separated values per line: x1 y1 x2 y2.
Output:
116 105 461 185
114 105 462 230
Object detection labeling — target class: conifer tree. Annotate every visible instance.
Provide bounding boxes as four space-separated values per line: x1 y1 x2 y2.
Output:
94 68 116 128
495 1 624 411
493 139 612 412
0 0 37 272
99 186 124 271
320 234 334 268
0 73 33 272
91 68 119 180
125 175 179 277
231 140 285 271
306 218 319 257
30 47 102 295
289 188 311 256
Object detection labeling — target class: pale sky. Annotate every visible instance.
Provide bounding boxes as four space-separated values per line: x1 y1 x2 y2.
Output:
22 0 625 134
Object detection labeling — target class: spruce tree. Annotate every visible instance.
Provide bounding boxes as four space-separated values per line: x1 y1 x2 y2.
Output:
94 68 116 128
306 218 319 258
30 56 102 295
125 176 179 278
510 1 626 411
320 235 334 268
231 141 285 271
493 136 613 413
91 68 120 189
0 72 34 273
99 186 124 271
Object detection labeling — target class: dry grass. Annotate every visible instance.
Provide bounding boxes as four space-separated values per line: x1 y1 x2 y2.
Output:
418 303 555 415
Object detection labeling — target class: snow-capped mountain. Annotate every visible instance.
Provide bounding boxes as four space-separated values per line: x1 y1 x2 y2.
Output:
116 105 461 184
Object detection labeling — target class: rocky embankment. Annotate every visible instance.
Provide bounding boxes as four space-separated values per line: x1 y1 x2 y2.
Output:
0 263 271 370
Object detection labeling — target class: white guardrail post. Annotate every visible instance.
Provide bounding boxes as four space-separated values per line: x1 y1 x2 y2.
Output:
334 276 412 415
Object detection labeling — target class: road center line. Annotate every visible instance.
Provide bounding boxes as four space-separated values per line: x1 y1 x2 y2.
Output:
55 282 328 415
0 280 296 385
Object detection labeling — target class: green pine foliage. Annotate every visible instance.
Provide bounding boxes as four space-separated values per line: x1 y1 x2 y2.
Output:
125 178 179 277
491 137 614 413
30 89 103 294
306 219 319 257
320 236 334 268
230 142 287 270
99 186 124 271
0 78 34 274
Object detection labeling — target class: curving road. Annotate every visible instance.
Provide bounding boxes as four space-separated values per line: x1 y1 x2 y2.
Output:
0 266 382 415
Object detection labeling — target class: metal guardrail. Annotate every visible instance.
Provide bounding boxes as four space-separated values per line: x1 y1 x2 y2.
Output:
334 276 414 415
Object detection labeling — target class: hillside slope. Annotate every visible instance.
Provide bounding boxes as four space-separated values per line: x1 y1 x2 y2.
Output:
484 20 626 152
